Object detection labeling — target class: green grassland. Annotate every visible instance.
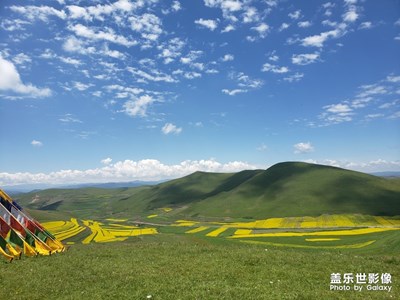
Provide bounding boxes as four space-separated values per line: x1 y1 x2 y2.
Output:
3 162 400 299
1 233 399 300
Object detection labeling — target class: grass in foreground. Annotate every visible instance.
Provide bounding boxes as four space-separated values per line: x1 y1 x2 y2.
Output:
0 234 398 300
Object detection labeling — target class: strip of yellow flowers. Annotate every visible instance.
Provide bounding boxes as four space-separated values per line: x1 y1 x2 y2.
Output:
43 218 158 244
240 240 376 249
230 227 400 238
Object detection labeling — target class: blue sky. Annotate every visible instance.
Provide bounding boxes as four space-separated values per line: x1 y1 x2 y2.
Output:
0 0 399 185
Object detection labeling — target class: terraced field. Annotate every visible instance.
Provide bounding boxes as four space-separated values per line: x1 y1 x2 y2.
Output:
42 214 400 252
43 218 158 245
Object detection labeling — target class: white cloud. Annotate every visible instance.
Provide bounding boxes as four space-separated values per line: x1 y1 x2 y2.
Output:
292 53 320 65
10 5 66 22
0 56 51 98
13 53 32 65
294 142 314 154
0 159 258 185
357 84 388 98
303 159 400 173
387 75 400 83
301 29 342 47
221 24 235 33
343 6 358 23
288 10 301 20
222 54 234 62
129 13 163 41
67 5 92 21
261 63 289 73
59 114 83 123
283 73 304 82
66 1 139 22
242 7 259 23
222 88 248 96
221 0 242 12
123 95 155 117
172 1 182 11
359 22 372 29
318 103 354 125
59 56 81 66
73 81 93 91
0 19 30 31
162 123 182 135
251 23 269 38
195 18 218 31
184 72 202 79
69 24 137 47
31 140 43 147
101 158 113 165
62 36 96 54
325 103 352 114
279 23 290 31
298 21 312 28
236 73 263 88
395 19 400 26
269 55 279 62
127 67 177 83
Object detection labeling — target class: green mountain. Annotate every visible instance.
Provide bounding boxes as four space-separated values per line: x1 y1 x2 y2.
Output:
15 162 400 220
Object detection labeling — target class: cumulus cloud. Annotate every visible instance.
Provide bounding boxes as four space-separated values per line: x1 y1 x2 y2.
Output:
261 63 289 73
288 10 301 20
68 24 137 47
101 157 113 165
162 123 182 135
301 28 343 47
13 53 32 65
123 95 155 117
303 159 400 173
294 142 314 154
298 21 312 28
292 53 320 65
221 24 235 33
10 5 66 22
129 13 163 41
251 23 269 38
0 56 51 98
279 23 290 31
343 6 358 23
31 140 43 147
0 159 258 186
195 18 218 31
222 54 234 62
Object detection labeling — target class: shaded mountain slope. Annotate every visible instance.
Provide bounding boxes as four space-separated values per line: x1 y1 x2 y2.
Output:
14 162 400 219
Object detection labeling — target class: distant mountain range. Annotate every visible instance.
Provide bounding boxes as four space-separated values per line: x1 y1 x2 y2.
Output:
15 162 400 220
4 168 400 195
371 171 400 178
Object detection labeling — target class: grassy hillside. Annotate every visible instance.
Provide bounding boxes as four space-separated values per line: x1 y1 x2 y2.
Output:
14 162 400 220
186 162 400 218
1 234 399 299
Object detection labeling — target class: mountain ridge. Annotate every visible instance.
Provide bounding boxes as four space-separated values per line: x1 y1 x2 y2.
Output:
13 162 400 220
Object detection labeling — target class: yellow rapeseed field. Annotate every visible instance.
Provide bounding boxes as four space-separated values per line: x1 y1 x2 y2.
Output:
206 227 229 237
186 226 209 234
230 227 400 238
43 218 158 244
